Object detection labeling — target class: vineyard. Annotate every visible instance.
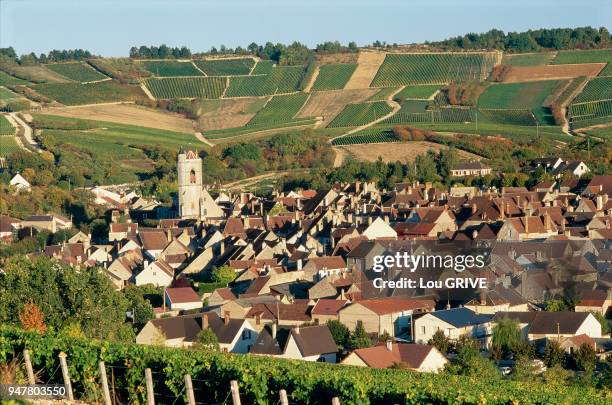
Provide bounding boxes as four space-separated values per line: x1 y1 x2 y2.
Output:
0 71 28 86
3 328 607 405
569 99 612 129
327 101 393 127
246 93 309 126
553 49 612 75
573 76 612 103
311 64 357 91
144 77 226 99
194 58 255 76
29 81 146 105
45 62 108 82
371 52 498 86
141 60 204 77
0 114 15 135
332 130 397 145
554 77 588 106
0 135 19 156
251 60 274 74
225 65 305 97
0 87 18 100
502 52 556 66
394 85 440 100
367 87 399 101
203 118 317 140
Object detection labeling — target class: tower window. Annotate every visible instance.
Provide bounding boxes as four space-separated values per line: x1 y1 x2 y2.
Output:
190 169 196 184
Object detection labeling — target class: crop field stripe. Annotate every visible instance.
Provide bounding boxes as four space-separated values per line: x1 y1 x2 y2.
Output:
0 115 16 135
28 81 146 105
144 77 226 99
225 65 306 97
141 60 205 77
327 101 393 128
45 62 109 82
194 58 255 76
311 64 358 91
572 76 612 103
246 93 310 126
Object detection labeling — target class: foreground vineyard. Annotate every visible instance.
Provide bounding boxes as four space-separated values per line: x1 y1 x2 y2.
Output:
0 328 607 405
144 77 226 99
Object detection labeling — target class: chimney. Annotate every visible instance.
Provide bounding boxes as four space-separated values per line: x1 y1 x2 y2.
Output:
384 216 389 224
294 325 300 335
544 213 552 231
340 288 346 300
596 195 603 211
524 216 529 234
297 258 303 271
499 200 505 219
166 229 172 242
219 241 225 256
243 216 250 229
603 194 609 205
271 322 277 339
224 311 230 325
202 313 209 329
471 203 477 215
386 339 393 352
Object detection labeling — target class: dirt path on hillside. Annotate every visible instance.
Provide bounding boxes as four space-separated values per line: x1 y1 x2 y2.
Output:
222 168 310 190
8 113 41 152
344 51 386 89
302 66 320 93
333 147 347 167
194 132 214 147
335 141 483 164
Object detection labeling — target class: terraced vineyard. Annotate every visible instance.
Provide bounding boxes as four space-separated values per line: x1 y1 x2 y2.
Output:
394 85 439 100
554 77 588 106
0 71 28 86
141 60 203 77
247 93 309 126
29 81 146 105
0 135 19 155
502 52 556 66
225 65 305 97
252 60 274 74
0 114 15 135
311 64 357 91
194 58 255 76
371 52 498 86
573 76 612 103
367 87 399 101
332 130 397 145
45 62 108 82
0 87 19 100
553 49 612 75
569 99 612 129
327 101 393 128
144 77 226 99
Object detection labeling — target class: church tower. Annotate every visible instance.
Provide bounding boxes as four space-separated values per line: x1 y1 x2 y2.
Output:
177 150 203 219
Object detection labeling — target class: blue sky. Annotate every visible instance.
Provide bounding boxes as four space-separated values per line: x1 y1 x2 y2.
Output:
1 0 610 57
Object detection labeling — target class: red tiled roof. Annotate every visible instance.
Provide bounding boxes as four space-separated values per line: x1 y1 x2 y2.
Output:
311 299 348 316
353 299 435 315
352 343 436 369
166 287 200 304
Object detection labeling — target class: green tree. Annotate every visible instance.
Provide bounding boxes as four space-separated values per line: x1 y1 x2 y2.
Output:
591 311 611 335
491 317 521 358
194 328 220 351
348 321 372 350
573 343 597 372
544 340 565 368
211 265 236 284
545 299 567 312
428 329 450 354
326 320 350 348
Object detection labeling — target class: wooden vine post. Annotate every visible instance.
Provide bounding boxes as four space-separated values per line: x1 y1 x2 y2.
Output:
99 361 112 405
230 380 241 405
145 368 155 405
58 352 74 400
23 349 35 385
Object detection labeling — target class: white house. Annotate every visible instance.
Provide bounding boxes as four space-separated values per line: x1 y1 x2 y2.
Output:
135 259 174 287
250 324 337 363
9 173 31 192
492 311 602 341
164 287 202 311
342 342 447 373
414 307 492 347
362 217 397 240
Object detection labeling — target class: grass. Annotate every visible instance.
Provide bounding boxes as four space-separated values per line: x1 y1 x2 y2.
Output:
0 71 28 86
311 64 357 91
327 101 393 128
30 81 146 105
141 60 203 77
0 135 19 156
246 93 309 126
394 85 440 100
45 62 108 82
477 80 559 124
368 87 400 101
0 115 15 135
577 126 612 140
203 118 317 140
144 77 226 99
225 66 306 97
553 49 612 76
0 87 19 100
502 52 556 66
194 58 255 76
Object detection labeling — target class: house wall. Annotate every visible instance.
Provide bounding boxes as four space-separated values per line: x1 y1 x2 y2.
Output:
341 352 368 367
414 314 491 345
135 266 172 287
169 301 202 311
228 321 258 353
338 303 379 334
418 349 448 373
312 314 339 324
528 315 602 340
281 334 337 363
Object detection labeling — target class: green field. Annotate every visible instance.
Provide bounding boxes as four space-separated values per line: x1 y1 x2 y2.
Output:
194 58 254 76
554 77 588 106
141 60 203 77
394 85 440 100
502 52 556 66
384 106 474 125
367 87 399 101
144 77 226 99
0 87 19 100
553 49 612 76
311 64 357 91
332 129 397 145
45 62 108 82
477 80 559 124
225 65 305 97
203 118 317 140
247 93 309 126
251 60 274 74
29 81 146 105
0 135 19 155
573 76 612 103
0 115 15 135
371 53 497 86
328 101 393 128
569 99 612 129
0 71 28 86
578 126 612 140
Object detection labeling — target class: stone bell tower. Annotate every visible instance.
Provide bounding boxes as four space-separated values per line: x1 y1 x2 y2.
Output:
177 149 203 219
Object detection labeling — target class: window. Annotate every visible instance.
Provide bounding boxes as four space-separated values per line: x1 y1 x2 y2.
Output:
242 329 252 340
421 326 426 334
317 357 326 362
190 169 196 184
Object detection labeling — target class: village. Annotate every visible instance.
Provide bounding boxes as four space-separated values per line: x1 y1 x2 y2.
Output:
1 149 611 375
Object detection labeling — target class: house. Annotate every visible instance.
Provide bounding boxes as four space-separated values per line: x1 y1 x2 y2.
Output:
413 307 492 346
339 299 435 337
164 287 202 311
574 289 611 315
250 324 337 362
103 250 142 289
21 214 72 233
552 160 590 178
362 217 397 240
136 312 257 352
311 299 348 324
492 311 602 342
342 342 447 373
450 162 492 177
9 173 31 192
302 256 347 280
109 223 139 242
135 259 174 287
559 334 597 354
0 215 20 242
463 285 529 314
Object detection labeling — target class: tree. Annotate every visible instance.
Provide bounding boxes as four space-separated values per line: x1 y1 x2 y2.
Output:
491 317 521 358
573 343 597 372
18 302 47 333
348 321 372 350
428 330 450 354
545 299 567 312
591 311 611 335
544 340 565 368
326 320 349 348
211 265 236 284
194 329 220 351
